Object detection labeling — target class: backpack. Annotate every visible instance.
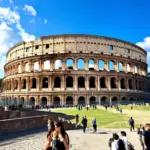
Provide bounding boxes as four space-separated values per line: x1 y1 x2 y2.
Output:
118 139 126 150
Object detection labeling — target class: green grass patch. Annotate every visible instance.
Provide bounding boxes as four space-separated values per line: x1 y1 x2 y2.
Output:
118 105 150 111
53 107 129 128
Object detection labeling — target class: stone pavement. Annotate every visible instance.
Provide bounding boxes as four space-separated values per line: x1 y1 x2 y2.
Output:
0 128 142 150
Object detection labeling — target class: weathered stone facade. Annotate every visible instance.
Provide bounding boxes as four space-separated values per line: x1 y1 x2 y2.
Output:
1 34 150 105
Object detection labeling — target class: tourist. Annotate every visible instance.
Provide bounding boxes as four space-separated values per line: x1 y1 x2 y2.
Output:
47 118 55 132
128 117 134 132
142 123 150 150
92 118 97 132
137 127 144 150
120 108 123 114
82 116 88 133
120 131 128 150
52 122 69 150
110 133 125 150
75 114 79 128
44 122 55 150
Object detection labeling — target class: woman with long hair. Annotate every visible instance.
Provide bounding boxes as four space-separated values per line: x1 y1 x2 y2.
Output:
53 122 69 150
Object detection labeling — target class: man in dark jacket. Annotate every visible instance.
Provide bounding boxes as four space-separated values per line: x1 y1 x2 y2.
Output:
129 117 134 132
82 116 87 133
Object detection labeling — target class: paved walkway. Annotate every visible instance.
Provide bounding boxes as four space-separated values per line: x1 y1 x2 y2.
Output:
0 128 142 150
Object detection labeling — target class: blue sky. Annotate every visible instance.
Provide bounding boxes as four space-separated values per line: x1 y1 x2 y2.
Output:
0 0 150 77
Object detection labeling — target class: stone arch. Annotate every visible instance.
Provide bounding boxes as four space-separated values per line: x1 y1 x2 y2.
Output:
118 62 123 72
54 59 62 69
100 77 107 88
14 80 18 89
101 96 108 105
78 76 85 88
77 58 85 70
42 77 48 88
25 63 30 72
44 60 50 70
120 78 126 89
21 79 26 89
31 78 36 88
130 97 135 103
66 96 73 105
18 64 21 73
41 97 47 106
78 96 85 105
29 97 35 105
109 60 115 71
128 79 133 90
134 65 137 74
127 63 131 72
122 97 126 100
66 58 73 69
20 97 25 105
112 96 118 104
54 97 61 105
89 59 94 70
54 77 61 88
89 76 96 88
66 76 73 88
135 80 138 90
89 96 96 105
34 61 39 71
110 77 117 88
139 81 142 91
98 60 104 70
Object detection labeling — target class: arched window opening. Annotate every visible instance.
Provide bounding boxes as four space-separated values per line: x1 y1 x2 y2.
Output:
122 97 126 101
41 97 47 106
128 79 133 90
100 77 107 88
112 97 118 104
120 78 125 89
78 77 85 88
54 77 61 88
54 59 62 69
139 81 142 90
66 59 73 69
78 96 85 105
127 64 131 72
22 79 26 89
134 65 137 74
89 77 96 88
109 60 114 71
14 80 18 89
18 65 21 73
66 76 73 88
20 97 24 105
66 96 73 105
54 97 60 105
43 77 48 88
89 59 94 71
89 96 96 105
25 63 29 72
118 62 123 72
44 60 50 70
135 80 138 90
130 97 134 101
31 78 36 88
34 62 39 71
101 96 107 105
111 77 117 88
98 60 104 70
30 97 35 105
77 59 85 70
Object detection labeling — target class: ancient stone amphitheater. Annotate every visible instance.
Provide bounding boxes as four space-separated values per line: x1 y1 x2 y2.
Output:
1 34 150 106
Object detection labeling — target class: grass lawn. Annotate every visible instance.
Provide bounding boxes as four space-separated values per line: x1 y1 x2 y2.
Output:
52 107 129 128
52 105 150 128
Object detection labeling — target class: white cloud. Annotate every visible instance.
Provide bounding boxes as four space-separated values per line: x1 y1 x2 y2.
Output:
44 19 47 24
55 60 62 69
89 63 94 68
9 0 13 3
0 7 20 24
16 23 35 42
23 5 36 16
0 22 17 55
29 19 36 24
147 52 150 72
136 37 150 51
0 56 6 72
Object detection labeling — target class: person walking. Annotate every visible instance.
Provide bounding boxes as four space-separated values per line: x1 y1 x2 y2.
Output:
75 114 79 128
82 116 88 133
142 123 150 150
128 117 134 132
92 118 97 132
47 119 55 132
120 131 128 150
137 127 144 150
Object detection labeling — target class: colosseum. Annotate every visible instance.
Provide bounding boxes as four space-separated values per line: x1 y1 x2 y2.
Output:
1 34 150 106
